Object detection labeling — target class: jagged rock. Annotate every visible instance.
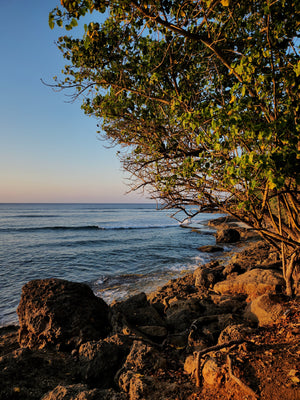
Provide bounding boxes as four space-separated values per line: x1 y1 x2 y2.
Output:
197 245 224 253
17 279 111 350
111 292 165 329
194 262 224 288
117 341 167 399
244 294 286 326
215 228 240 243
214 269 285 299
122 340 166 372
229 241 272 270
78 335 130 385
218 324 251 345
42 384 126 400
118 371 155 400
223 262 244 277
117 348 184 400
147 273 197 314
165 298 205 332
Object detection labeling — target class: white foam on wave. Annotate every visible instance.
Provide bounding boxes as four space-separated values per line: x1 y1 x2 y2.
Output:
101 223 177 230
95 276 107 285
92 255 210 305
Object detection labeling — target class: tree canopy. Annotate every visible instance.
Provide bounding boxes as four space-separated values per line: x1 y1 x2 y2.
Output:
49 0 300 295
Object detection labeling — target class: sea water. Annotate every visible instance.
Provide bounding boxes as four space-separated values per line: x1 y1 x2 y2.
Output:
0 203 224 326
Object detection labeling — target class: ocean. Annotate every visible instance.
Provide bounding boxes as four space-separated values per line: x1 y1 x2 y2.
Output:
0 203 225 327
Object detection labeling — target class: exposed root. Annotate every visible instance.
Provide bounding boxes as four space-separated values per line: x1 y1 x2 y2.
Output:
195 340 245 387
227 354 258 399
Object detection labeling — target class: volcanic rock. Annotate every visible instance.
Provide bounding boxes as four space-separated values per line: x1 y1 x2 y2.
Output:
194 262 224 288
165 298 205 332
111 292 165 329
213 269 285 299
117 341 166 400
17 278 111 350
78 335 130 385
215 228 241 243
217 324 251 345
245 293 286 326
42 384 126 400
122 340 166 372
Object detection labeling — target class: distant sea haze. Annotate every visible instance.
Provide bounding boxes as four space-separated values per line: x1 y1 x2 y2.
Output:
0 203 225 326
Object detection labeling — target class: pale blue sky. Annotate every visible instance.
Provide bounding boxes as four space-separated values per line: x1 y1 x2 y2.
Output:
0 0 148 203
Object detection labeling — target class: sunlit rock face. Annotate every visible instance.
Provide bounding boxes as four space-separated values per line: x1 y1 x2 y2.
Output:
17 278 111 350
213 269 285 299
245 293 286 326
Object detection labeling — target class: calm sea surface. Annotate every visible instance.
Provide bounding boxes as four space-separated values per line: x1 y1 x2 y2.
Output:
0 203 224 326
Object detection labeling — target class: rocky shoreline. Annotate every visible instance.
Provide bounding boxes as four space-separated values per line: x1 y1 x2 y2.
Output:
0 218 299 400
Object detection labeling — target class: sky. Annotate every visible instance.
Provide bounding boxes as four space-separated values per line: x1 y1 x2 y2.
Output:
0 0 149 203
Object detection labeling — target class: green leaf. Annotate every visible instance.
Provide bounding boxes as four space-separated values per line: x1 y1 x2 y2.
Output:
48 14 55 29
84 35 91 49
294 60 300 77
71 18 78 28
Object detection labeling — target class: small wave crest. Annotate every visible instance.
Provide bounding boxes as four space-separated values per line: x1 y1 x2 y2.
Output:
10 214 60 218
102 224 175 231
0 225 101 233
0 224 176 233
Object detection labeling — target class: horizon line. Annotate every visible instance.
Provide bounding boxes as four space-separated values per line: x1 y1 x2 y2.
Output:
0 201 157 204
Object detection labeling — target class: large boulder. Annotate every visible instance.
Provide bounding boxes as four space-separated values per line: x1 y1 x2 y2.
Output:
165 298 205 332
244 294 286 326
117 341 167 400
121 340 167 372
194 261 224 289
213 269 285 299
111 292 165 329
17 278 111 350
228 241 273 271
78 334 131 385
215 228 240 243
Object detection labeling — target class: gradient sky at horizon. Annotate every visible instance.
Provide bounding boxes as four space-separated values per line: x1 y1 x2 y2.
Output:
0 0 150 203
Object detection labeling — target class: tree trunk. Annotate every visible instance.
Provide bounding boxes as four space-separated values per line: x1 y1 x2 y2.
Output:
285 250 299 297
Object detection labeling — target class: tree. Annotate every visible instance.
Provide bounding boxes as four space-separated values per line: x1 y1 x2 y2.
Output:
49 0 300 295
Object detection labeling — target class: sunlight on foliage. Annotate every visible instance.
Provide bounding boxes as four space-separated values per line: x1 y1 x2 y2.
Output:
49 0 300 295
